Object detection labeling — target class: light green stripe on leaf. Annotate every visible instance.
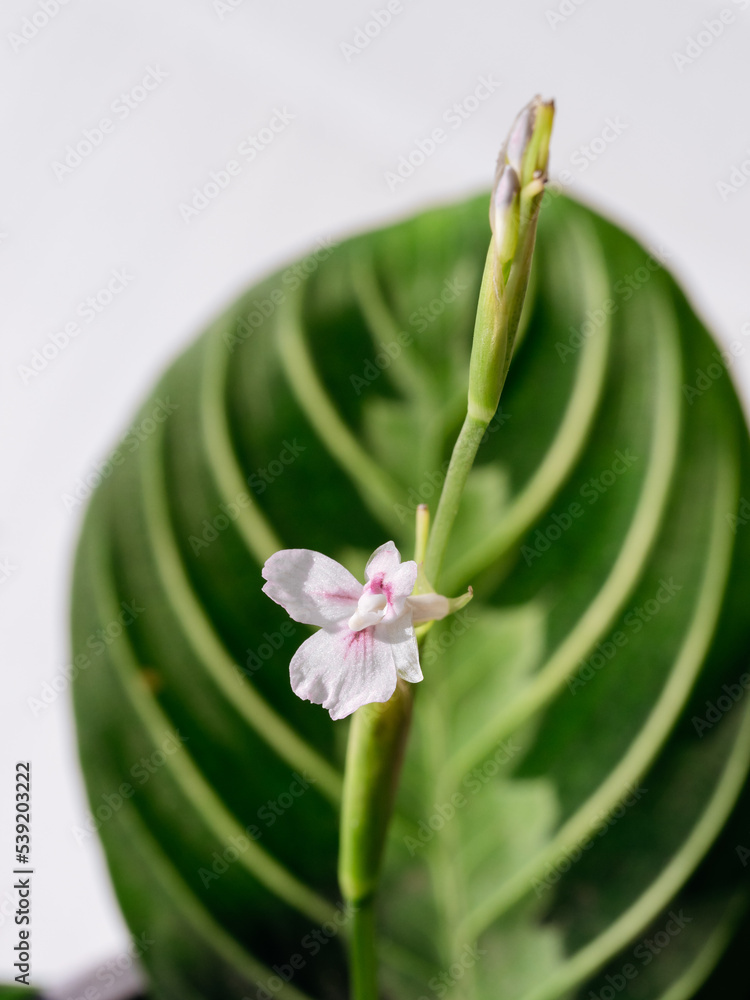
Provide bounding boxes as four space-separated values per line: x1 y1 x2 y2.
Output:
446 284 682 783
85 518 338 928
653 896 745 1000
275 291 405 535
200 320 283 565
442 216 612 595
516 700 750 1000
460 436 738 939
138 418 343 803
113 798 318 1000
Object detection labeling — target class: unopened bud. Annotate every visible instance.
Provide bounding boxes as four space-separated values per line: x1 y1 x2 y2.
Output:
469 96 555 424
504 105 534 175
491 166 520 276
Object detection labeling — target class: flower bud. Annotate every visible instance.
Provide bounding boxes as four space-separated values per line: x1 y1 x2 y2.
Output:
490 165 520 277
468 96 555 424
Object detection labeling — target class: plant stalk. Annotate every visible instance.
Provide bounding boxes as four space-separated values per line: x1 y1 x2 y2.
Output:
340 95 553 996
339 680 414 998
423 413 488 588
349 899 378 1000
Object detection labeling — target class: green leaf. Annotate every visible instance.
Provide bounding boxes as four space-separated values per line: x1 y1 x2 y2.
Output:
71 191 750 999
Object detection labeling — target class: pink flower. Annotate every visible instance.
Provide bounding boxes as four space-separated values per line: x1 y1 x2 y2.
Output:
261 541 456 720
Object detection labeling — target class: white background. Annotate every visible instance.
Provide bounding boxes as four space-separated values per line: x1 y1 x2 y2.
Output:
2 0 749 989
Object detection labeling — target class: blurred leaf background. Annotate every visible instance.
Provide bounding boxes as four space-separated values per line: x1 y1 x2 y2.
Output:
70 191 750 998
3 0 750 992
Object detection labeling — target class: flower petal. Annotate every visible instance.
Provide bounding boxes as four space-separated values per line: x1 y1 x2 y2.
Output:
383 561 419 620
376 619 423 684
364 541 402 580
406 593 451 622
290 626 398 720
407 587 473 623
364 541 417 621
262 549 361 627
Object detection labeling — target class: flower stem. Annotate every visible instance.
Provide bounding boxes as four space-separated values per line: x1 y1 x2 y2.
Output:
339 96 554 995
340 416 489 997
339 680 414 998
350 899 378 1000
423 413 488 588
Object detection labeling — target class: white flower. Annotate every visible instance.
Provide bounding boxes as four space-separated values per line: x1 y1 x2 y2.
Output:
261 541 457 720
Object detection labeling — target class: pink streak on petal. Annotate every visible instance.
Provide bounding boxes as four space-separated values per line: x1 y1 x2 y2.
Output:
365 541 402 581
289 624 398 720
381 561 418 621
262 548 362 627
376 619 422 683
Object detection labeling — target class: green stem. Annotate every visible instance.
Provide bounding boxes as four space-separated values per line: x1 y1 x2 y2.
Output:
340 363 501 999
339 680 414 998
423 413 488 588
350 900 379 1000
338 100 552 997
339 414 489 994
